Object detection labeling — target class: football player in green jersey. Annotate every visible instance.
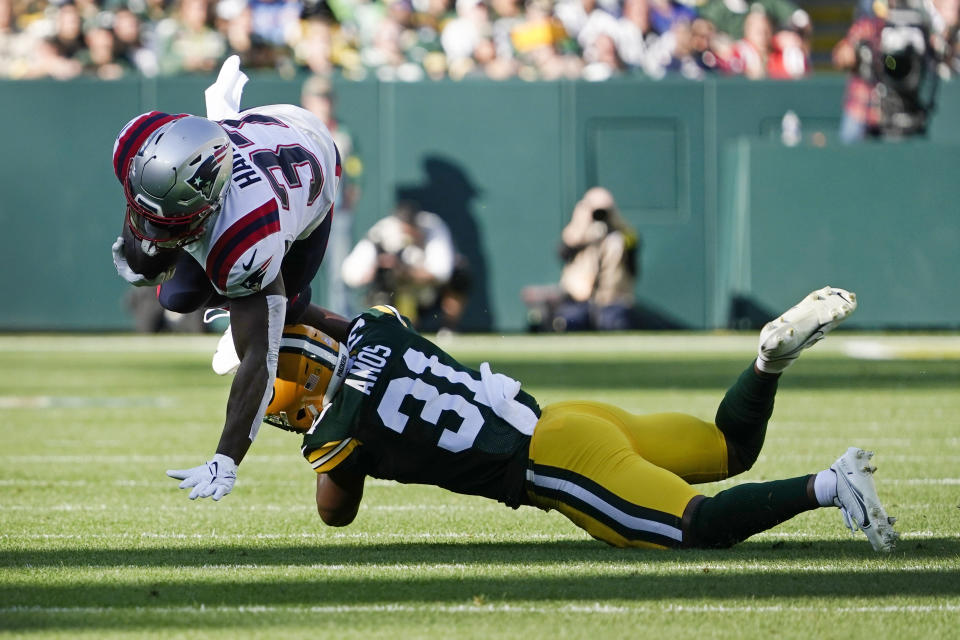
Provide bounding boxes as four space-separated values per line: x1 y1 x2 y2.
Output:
185 287 898 552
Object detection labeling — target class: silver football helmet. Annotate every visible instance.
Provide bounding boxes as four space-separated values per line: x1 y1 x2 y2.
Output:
123 116 232 248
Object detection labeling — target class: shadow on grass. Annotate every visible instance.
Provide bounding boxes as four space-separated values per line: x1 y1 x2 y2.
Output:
476 358 960 392
5 537 959 571
0 539 960 629
4 538 960 598
3 538 958 630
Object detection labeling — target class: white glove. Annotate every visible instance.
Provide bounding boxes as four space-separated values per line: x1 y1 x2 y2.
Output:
112 236 174 286
205 55 247 120
166 453 237 501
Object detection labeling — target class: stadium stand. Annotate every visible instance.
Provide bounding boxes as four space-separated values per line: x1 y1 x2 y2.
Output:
0 0 858 81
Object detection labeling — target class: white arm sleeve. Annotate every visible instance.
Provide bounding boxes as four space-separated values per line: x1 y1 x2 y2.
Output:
248 293 285 442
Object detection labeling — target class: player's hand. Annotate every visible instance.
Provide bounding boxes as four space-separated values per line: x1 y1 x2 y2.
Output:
166 454 237 501
112 236 174 286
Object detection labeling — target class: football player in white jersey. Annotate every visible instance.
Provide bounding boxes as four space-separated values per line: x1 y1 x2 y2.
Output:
111 57 344 501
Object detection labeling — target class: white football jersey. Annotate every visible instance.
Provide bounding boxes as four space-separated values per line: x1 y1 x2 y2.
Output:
184 104 341 298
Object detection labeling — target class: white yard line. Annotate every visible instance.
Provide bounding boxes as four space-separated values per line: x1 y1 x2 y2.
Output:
0 396 176 409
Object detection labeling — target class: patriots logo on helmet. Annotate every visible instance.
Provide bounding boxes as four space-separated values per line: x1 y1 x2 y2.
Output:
186 145 229 199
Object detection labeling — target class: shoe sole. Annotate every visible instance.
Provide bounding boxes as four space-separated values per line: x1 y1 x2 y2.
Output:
760 288 856 363
835 448 899 552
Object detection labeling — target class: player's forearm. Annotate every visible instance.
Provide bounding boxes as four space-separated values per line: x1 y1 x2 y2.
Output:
298 304 351 342
216 287 286 465
216 356 268 464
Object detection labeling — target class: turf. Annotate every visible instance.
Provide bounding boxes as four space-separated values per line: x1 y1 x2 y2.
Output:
1 332 958 639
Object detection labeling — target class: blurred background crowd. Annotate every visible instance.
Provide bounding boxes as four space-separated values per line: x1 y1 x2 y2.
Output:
3 0 958 83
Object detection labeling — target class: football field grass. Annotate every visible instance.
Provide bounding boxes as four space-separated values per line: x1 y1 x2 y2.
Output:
1 331 959 639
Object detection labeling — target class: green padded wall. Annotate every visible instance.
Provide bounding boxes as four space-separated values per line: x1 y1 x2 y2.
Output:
0 75 957 331
718 139 960 329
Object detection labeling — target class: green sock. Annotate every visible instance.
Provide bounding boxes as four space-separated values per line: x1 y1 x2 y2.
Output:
689 475 816 548
714 362 780 471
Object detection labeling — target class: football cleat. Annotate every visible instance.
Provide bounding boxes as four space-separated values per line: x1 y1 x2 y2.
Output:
757 286 857 373
831 447 899 552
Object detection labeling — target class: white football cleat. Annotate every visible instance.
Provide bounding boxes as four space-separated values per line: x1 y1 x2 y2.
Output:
831 447 898 552
757 286 857 373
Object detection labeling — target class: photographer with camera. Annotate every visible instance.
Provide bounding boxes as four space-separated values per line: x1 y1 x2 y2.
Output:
340 201 470 335
834 0 942 142
551 187 640 331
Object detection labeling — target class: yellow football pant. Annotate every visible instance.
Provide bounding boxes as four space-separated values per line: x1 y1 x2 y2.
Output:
526 401 730 549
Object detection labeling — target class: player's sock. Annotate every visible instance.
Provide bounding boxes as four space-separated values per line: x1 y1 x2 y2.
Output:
687 475 817 548
813 468 838 507
714 362 780 473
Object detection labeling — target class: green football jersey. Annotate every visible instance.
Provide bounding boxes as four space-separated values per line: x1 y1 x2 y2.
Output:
302 306 540 508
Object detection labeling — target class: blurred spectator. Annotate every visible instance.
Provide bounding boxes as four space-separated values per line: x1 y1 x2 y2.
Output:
613 0 652 70
50 1 86 61
0 0 826 80
648 0 696 34
567 0 619 53
690 16 723 72
362 6 424 79
834 0 940 141
217 0 289 71
112 6 159 76
512 0 581 79
0 0 39 78
620 4 717 78
142 0 173 22
523 187 639 332
72 0 101 22
294 11 335 73
929 0 960 74
27 2 84 79
581 29 624 78
236 0 301 73
490 0 523 60
832 5 884 141
341 201 471 333
725 6 809 78
555 0 614 46
731 8 772 78
698 0 811 40
442 0 489 76
645 17 708 78
154 0 227 74
79 18 129 78
470 31 518 77
248 0 300 47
